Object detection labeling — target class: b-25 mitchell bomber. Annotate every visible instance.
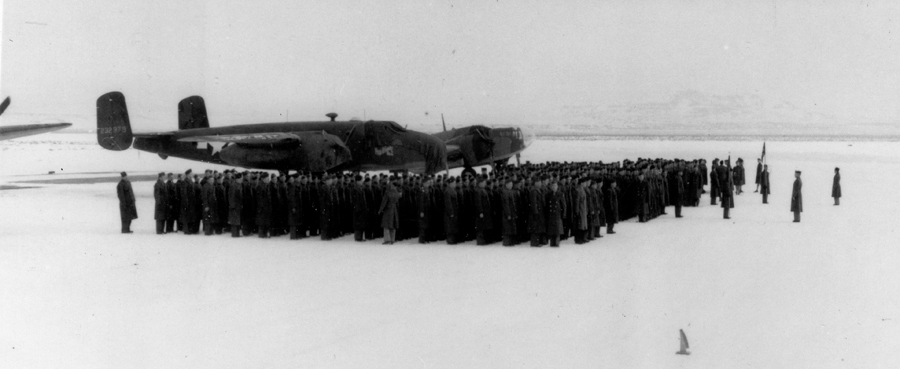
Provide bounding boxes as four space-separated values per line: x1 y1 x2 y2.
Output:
96 92 532 174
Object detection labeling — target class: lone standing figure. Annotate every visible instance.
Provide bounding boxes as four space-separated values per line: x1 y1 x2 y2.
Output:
791 170 803 222
117 172 137 233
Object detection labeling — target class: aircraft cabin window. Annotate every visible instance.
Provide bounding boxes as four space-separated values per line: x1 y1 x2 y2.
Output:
386 121 406 133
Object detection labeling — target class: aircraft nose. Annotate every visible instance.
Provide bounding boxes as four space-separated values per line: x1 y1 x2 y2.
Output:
519 126 536 148
421 133 447 174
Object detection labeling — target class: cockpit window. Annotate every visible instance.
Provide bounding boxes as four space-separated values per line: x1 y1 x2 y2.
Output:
385 121 406 133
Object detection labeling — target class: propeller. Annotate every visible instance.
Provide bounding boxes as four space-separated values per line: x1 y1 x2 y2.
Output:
0 96 10 116
441 113 447 132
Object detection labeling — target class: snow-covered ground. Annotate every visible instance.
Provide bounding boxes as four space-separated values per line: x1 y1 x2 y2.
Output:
1 134 898 368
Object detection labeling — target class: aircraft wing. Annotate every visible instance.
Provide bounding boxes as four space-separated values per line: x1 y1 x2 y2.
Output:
0 123 73 141
133 132 175 137
176 132 301 145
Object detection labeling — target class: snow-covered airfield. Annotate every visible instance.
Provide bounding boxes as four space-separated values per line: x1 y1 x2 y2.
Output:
1 133 898 368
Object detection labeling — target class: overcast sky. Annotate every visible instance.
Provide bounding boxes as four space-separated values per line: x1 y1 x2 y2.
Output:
2 0 899 131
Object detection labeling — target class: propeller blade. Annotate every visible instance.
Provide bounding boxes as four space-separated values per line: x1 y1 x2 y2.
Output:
441 114 447 132
0 97 10 116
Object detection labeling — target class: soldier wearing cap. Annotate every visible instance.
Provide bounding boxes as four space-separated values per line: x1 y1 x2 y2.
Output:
228 174 243 237
215 174 227 234
304 175 319 237
319 174 337 240
605 178 619 234
256 173 273 238
721 162 734 220
474 177 494 245
117 172 137 234
443 177 460 244
528 176 546 246
379 178 402 244
417 176 434 244
272 174 288 237
791 170 803 222
674 169 684 218
546 179 566 247
165 173 178 233
178 170 191 233
201 171 218 236
760 164 770 204
636 172 649 223
154 172 168 234
700 159 709 194
832 167 841 206
590 178 606 238
363 177 377 240
573 177 589 244
285 175 298 239
351 175 369 242
183 171 201 234
241 173 256 236
754 158 763 193
733 158 745 195
501 178 518 246
709 159 719 205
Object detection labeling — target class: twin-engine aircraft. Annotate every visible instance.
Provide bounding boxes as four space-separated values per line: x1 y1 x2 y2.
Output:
96 92 531 174
0 97 73 140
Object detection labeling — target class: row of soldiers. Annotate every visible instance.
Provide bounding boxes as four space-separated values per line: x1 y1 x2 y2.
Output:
149 156 710 246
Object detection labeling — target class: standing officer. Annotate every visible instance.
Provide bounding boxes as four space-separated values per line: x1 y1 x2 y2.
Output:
605 179 619 234
154 172 168 234
443 177 460 244
791 170 803 222
287 175 303 240
674 170 684 218
201 173 218 236
417 177 433 244
228 174 243 237
832 167 841 205
165 173 178 233
721 164 733 220
760 164 770 204
574 178 589 244
528 177 546 246
215 174 227 234
319 175 336 240
352 175 369 242
733 159 745 195
241 174 256 236
379 179 402 245
546 180 566 247
754 158 763 193
474 177 494 245
501 178 518 246
700 159 709 194
117 172 137 234
709 159 719 205
256 173 273 238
